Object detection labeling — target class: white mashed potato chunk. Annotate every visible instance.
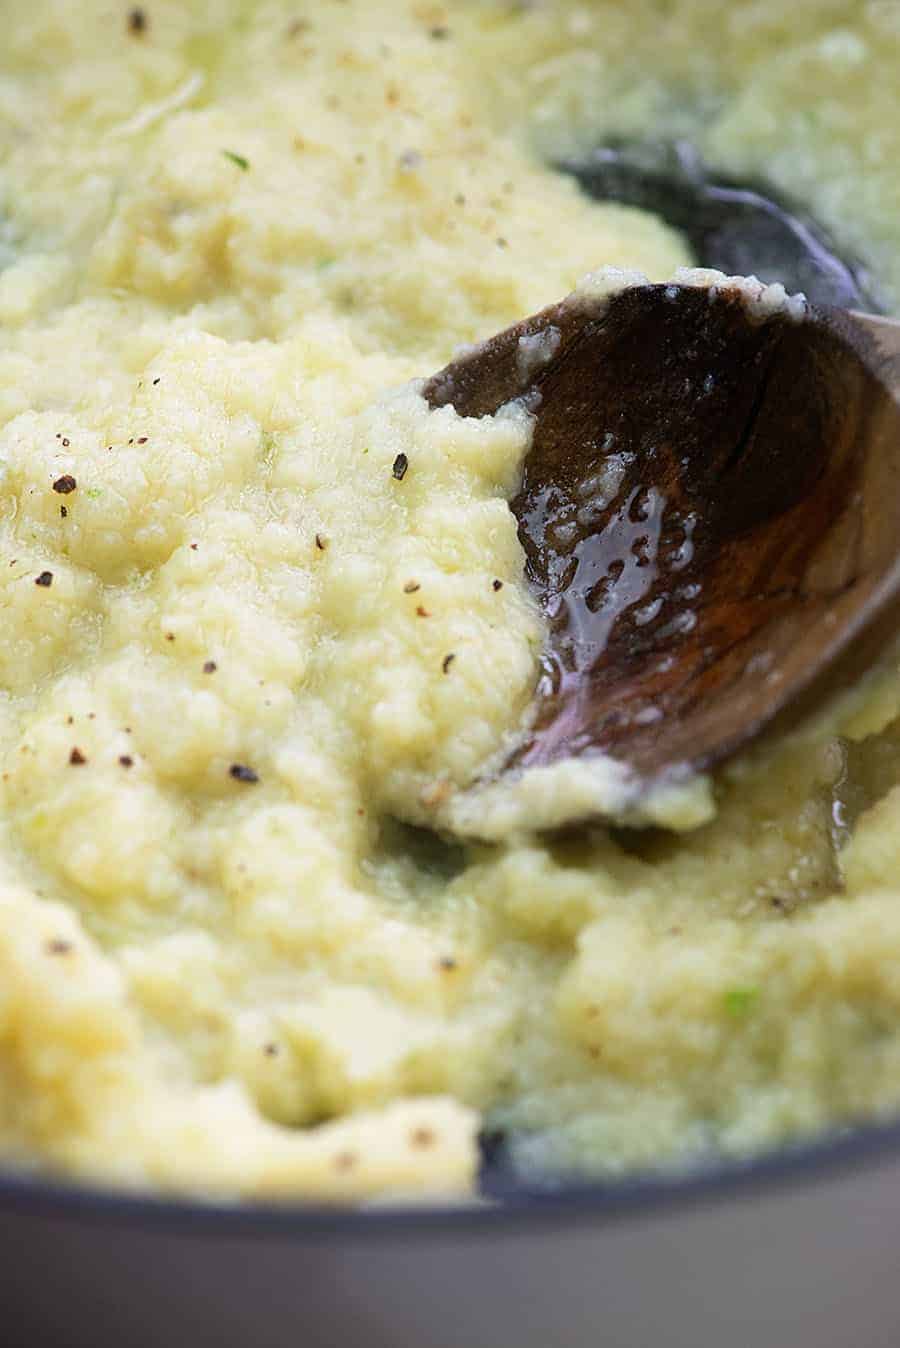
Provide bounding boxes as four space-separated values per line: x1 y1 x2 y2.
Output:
0 0 898 1203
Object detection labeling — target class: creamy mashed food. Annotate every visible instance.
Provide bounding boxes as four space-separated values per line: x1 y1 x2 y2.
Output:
0 0 899 1201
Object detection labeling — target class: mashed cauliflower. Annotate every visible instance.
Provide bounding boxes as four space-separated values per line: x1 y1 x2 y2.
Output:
0 0 899 1201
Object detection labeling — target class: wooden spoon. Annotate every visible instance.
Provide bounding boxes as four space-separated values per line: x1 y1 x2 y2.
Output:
423 277 900 822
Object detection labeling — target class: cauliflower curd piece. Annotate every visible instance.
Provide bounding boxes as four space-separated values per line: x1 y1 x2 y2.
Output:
0 0 899 1202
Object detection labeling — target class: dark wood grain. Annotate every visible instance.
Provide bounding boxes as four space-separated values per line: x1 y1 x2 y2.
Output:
424 285 900 789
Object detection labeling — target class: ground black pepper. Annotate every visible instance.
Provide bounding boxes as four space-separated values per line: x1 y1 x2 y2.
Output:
53 475 76 494
442 653 456 673
203 660 217 674
392 453 408 480
230 763 259 783
35 571 53 588
69 747 86 765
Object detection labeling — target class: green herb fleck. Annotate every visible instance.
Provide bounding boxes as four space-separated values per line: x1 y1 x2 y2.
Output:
260 431 276 466
86 487 103 500
222 150 250 171
724 986 759 1019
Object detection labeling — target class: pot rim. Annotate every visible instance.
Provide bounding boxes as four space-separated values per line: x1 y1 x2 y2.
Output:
2 1111 900 1241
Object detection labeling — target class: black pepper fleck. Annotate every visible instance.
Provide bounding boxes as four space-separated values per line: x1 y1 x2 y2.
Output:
229 763 259 784
69 747 86 765
35 571 53 588
392 452 408 481
429 24 450 38
53 475 76 494
61 437 70 447
403 580 420 594
263 1042 280 1057
442 653 456 673
203 660 217 674
152 377 161 385
128 6 147 34
315 533 327 551
492 578 503 591
137 436 148 445
119 755 134 768
60 506 68 519
438 956 457 971
46 939 73 956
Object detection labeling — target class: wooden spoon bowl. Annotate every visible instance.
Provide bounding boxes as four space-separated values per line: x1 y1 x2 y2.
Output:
424 281 900 805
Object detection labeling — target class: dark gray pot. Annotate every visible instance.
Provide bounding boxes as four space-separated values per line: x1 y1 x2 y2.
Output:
4 1123 900 1347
